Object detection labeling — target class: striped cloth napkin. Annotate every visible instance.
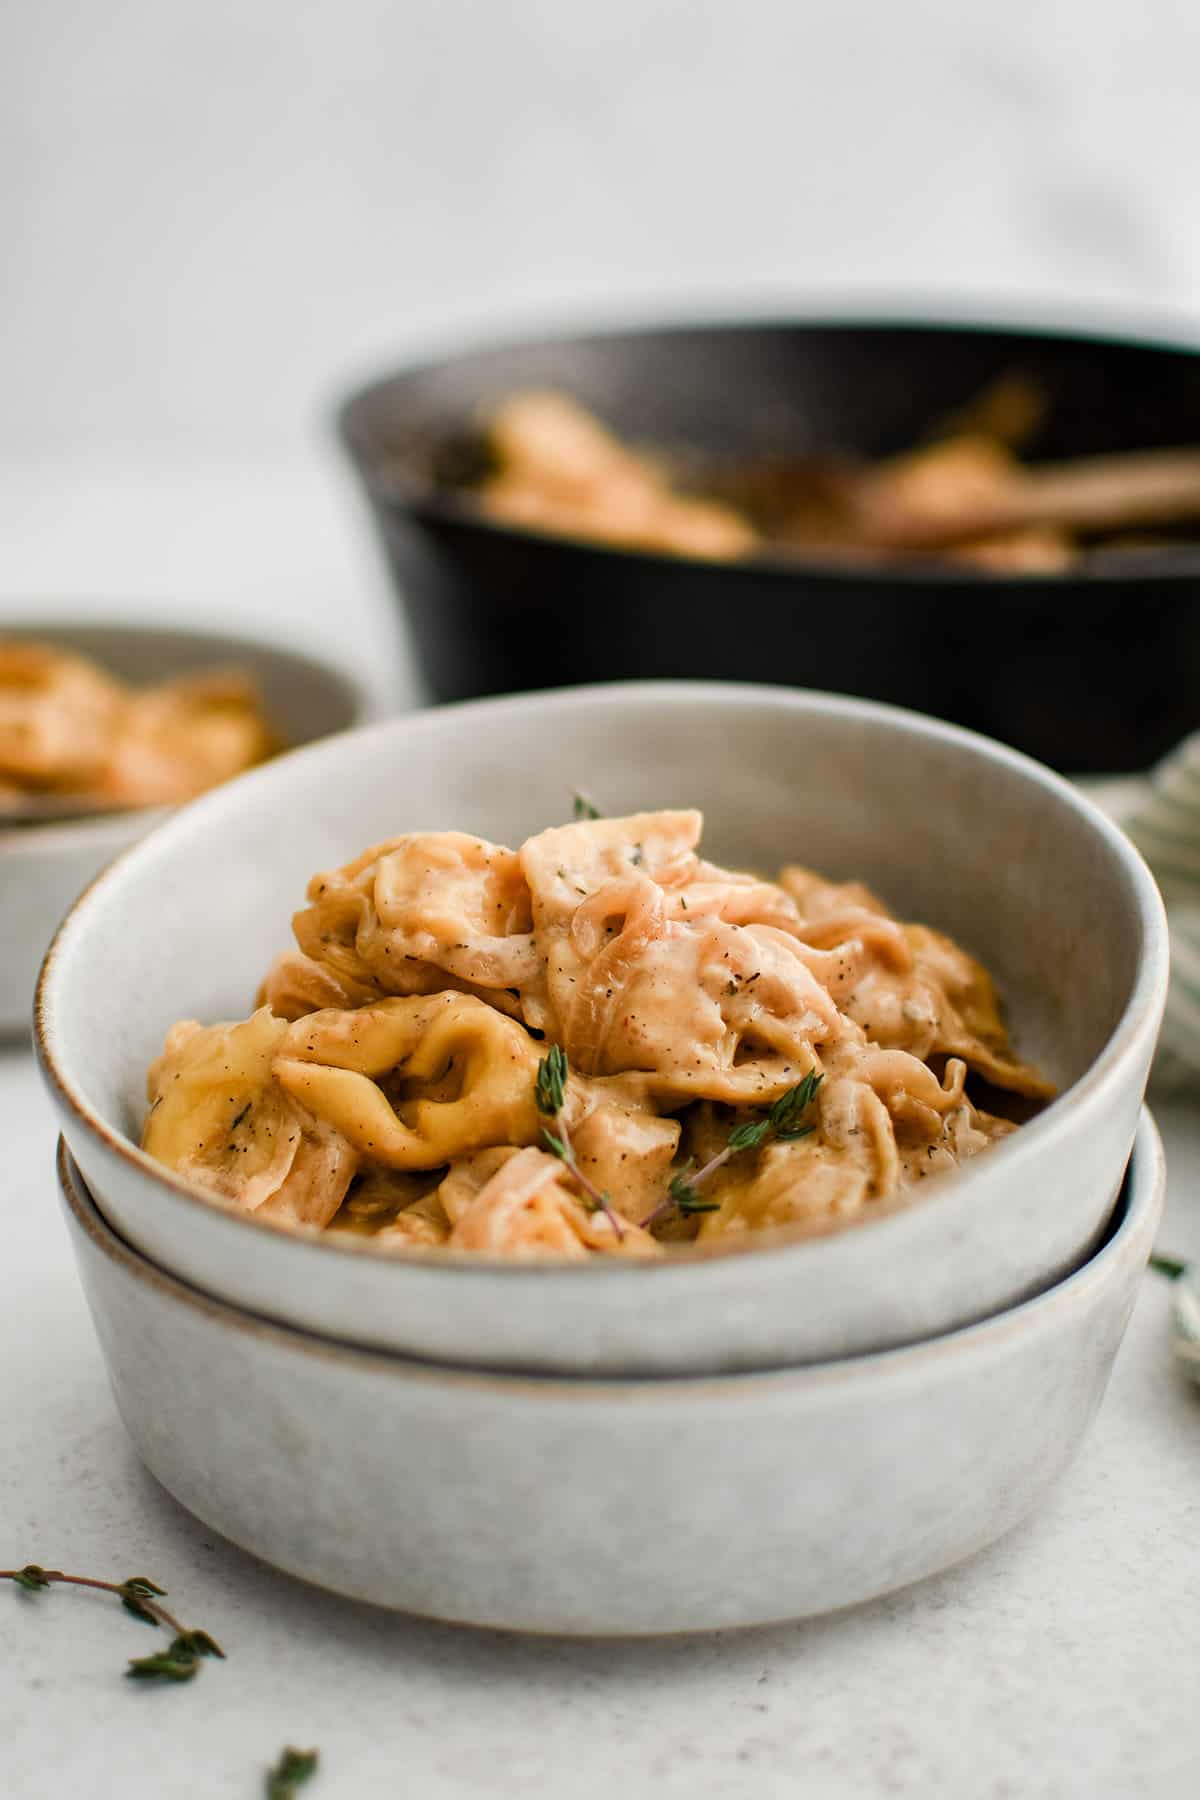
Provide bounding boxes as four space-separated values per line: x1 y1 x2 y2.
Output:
1085 739 1200 1091
1084 749 1200 1385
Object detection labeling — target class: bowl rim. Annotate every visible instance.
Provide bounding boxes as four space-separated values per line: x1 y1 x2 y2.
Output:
0 617 370 851
34 678 1171 1280
0 801 176 860
337 304 1200 586
56 1104 1164 1393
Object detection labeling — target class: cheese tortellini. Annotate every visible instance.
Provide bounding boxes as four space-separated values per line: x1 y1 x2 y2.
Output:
143 810 1050 1259
0 640 277 810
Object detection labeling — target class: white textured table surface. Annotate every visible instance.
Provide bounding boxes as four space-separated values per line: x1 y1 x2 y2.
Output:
3 467 1200 1797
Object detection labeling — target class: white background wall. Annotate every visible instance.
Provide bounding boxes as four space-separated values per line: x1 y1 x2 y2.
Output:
4 0 1200 690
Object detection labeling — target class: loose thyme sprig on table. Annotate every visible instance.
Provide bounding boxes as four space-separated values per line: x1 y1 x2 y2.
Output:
535 1045 626 1239
267 1746 321 1797
5 1565 320 1784
0 1564 224 1683
642 1070 825 1231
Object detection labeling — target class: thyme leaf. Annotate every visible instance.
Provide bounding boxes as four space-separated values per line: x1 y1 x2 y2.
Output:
120 1574 170 1626
127 1629 223 1683
768 1070 823 1134
572 791 601 821
535 1043 568 1116
726 1118 770 1153
10 1564 50 1592
267 1747 320 1798
534 1048 625 1237
667 1163 720 1215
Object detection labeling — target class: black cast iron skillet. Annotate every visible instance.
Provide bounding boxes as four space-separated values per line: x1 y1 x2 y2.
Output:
338 315 1200 772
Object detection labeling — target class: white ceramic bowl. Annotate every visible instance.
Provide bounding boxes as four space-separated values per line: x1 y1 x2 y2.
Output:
37 682 1169 1374
57 1111 1164 1635
2 623 367 1034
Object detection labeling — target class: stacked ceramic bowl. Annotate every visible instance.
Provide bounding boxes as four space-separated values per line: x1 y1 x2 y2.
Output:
37 684 1169 1634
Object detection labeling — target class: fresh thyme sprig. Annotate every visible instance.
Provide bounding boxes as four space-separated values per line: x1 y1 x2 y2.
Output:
5 1566 318 1785
267 1746 320 1797
643 1070 825 1230
728 1072 825 1150
666 1161 721 1216
534 1046 625 1239
0 1564 224 1683
535 1042 569 1116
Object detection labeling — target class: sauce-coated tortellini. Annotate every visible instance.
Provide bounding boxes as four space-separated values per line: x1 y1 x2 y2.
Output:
142 809 1052 1258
